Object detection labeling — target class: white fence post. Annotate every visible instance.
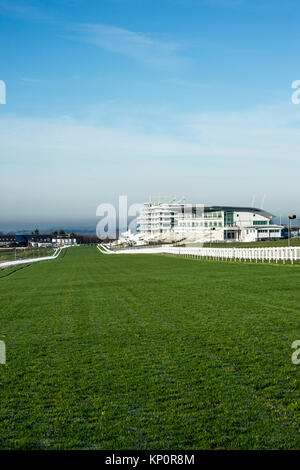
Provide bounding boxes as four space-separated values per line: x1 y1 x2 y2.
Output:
109 244 300 264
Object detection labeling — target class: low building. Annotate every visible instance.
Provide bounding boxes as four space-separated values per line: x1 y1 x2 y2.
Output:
0 233 77 248
0 234 17 247
242 225 283 242
52 236 77 246
27 235 53 247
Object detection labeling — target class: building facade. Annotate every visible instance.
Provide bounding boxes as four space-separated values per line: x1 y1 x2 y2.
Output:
52 236 77 246
136 202 284 244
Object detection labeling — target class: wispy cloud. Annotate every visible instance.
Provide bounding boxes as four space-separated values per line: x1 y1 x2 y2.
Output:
199 0 245 6
2 102 299 165
20 77 42 83
184 0 298 12
1 102 300 221
64 23 186 67
0 2 186 67
1 100 300 222
0 0 51 21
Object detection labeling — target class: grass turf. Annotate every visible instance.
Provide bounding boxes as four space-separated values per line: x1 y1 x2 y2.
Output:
0 246 299 449
0 247 55 263
203 239 300 248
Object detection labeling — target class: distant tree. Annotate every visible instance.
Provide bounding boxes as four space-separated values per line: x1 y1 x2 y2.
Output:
32 229 39 235
76 234 99 245
59 229 66 235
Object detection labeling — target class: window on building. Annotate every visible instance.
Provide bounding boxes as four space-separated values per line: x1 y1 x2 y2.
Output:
224 212 234 227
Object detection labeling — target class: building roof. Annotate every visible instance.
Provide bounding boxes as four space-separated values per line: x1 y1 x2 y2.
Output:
0 235 16 241
243 224 282 229
143 203 275 219
204 206 275 218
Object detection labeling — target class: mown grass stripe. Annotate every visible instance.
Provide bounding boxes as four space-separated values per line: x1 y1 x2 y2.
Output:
0 247 299 449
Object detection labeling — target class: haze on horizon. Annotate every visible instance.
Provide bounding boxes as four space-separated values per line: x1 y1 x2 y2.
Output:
1 0 300 232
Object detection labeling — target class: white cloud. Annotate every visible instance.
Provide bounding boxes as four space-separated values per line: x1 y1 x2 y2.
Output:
1 102 300 167
0 2 186 68
0 0 51 21
65 23 185 67
1 101 300 222
20 77 42 83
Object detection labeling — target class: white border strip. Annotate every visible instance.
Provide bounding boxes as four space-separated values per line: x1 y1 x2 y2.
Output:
98 244 300 264
0 246 67 269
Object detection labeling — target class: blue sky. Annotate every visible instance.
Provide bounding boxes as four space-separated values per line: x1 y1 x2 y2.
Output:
1 0 300 230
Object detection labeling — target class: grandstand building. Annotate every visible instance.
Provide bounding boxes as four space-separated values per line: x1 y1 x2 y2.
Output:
133 201 284 244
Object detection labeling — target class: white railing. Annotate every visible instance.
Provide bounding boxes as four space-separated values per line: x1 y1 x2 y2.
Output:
98 244 300 264
0 246 67 269
97 244 115 255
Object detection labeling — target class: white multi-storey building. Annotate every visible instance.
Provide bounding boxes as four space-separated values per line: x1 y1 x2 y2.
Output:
135 202 283 244
137 203 179 237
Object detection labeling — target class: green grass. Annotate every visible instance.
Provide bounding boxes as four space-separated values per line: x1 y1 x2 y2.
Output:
203 238 300 248
0 246 299 449
0 247 55 263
